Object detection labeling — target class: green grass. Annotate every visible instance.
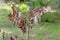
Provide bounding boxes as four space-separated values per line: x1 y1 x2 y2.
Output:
0 5 60 40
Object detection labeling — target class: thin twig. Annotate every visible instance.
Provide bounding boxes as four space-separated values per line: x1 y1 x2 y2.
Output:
28 26 30 40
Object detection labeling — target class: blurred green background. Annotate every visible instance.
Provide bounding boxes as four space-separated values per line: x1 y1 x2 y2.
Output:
0 0 60 40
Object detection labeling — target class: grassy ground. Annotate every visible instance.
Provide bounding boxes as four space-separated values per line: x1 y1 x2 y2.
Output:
0 5 60 40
